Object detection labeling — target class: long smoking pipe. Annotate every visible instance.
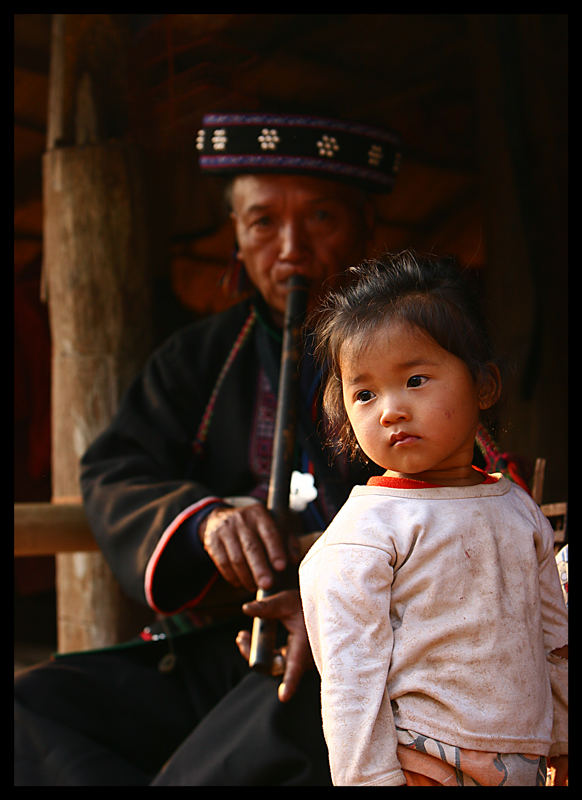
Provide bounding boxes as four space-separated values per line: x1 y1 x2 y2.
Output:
248 272 310 674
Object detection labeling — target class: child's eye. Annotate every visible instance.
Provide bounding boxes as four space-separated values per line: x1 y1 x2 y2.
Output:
407 375 427 388
355 389 375 403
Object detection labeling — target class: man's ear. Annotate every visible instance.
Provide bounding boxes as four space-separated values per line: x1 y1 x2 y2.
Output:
478 363 502 410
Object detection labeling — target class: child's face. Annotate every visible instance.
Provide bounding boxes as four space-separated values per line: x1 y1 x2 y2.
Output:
340 319 488 485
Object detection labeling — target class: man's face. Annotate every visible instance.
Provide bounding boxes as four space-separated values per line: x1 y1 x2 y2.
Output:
230 174 374 322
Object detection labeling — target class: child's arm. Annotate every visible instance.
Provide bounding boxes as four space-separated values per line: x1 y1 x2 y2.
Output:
299 541 405 786
534 508 568 762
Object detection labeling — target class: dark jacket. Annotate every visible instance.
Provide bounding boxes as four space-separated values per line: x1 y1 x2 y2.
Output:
80 293 376 614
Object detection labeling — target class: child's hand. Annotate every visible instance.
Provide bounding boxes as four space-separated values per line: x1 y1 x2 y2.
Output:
548 754 568 785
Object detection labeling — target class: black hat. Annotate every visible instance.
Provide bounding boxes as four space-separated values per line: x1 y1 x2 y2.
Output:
196 112 401 193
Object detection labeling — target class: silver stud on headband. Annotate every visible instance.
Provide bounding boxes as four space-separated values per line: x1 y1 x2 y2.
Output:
317 134 339 158
258 128 280 150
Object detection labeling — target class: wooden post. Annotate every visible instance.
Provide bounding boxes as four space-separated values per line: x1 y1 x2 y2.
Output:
43 14 154 651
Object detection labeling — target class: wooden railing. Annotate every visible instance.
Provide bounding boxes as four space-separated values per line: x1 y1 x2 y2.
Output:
14 500 98 557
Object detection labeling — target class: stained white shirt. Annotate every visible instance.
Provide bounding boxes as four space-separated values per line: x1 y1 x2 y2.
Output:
299 476 568 786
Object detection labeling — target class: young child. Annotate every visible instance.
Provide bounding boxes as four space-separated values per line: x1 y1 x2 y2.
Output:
298 251 568 786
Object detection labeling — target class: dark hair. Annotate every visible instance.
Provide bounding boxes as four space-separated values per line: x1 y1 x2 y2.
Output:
311 249 500 460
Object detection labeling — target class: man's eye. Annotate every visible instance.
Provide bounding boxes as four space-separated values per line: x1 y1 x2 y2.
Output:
407 375 427 388
355 390 375 403
313 208 332 222
251 216 273 228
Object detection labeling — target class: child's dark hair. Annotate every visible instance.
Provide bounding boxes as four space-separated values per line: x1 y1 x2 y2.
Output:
312 249 500 460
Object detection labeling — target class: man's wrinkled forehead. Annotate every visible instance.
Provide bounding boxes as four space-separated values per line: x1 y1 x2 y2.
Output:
230 173 368 215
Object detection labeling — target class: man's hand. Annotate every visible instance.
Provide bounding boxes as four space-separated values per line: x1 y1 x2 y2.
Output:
199 503 300 592
236 589 315 703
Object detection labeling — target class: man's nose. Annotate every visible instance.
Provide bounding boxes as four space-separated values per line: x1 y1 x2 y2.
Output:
278 219 309 262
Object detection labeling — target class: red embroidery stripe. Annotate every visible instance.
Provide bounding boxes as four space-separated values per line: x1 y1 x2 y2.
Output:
144 497 222 613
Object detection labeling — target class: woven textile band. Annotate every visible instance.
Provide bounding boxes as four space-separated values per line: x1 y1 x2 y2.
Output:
192 308 257 455
196 112 401 193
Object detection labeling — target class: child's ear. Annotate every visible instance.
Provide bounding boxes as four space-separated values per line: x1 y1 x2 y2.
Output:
478 363 502 410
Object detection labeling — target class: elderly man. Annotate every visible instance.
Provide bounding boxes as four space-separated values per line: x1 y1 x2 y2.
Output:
15 113 402 786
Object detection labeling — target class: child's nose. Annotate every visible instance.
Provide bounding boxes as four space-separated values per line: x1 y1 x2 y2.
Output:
379 400 409 426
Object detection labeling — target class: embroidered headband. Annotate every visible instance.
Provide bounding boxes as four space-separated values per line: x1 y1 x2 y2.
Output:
196 112 402 193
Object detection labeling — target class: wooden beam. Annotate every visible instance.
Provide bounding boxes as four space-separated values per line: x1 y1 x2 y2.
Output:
540 502 567 519
14 502 98 557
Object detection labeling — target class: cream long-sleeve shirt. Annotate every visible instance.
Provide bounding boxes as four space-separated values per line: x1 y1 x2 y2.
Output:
299 475 568 786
